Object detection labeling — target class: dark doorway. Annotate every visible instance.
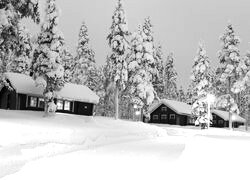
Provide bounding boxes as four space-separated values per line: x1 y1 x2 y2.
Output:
7 93 11 109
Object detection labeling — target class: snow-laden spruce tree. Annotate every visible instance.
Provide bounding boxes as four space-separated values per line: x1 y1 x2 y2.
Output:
164 52 178 100
0 0 39 76
186 83 195 105
10 23 32 74
32 0 65 115
177 86 186 102
100 56 116 117
153 44 164 98
231 53 250 93
107 0 129 119
191 43 212 128
73 21 96 86
217 23 241 129
128 22 157 121
61 47 74 83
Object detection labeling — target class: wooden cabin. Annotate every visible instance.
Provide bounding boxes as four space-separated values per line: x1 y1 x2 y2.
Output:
0 73 99 116
211 109 245 128
148 99 246 128
148 99 194 126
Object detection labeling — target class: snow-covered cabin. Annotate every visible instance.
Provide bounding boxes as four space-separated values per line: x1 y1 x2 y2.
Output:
0 73 99 116
148 99 246 127
212 109 245 128
148 99 194 126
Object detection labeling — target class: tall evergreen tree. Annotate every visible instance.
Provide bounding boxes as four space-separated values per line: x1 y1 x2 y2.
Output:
0 0 39 75
128 21 158 121
73 21 96 86
153 44 164 98
186 83 195 105
232 52 250 93
107 0 129 119
177 86 186 102
10 23 32 74
61 47 74 83
32 0 65 115
191 43 212 128
164 52 178 100
217 23 241 129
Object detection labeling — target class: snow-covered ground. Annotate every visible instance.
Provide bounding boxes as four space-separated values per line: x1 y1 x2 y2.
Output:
1 110 250 180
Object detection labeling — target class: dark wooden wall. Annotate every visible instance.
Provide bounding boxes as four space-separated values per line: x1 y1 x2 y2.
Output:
73 101 94 116
0 87 17 110
0 87 95 116
149 104 188 126
211 113 243 128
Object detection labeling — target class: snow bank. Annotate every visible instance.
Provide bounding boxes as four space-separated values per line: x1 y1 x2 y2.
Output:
0 110 167 178
175 135 250 180
0 110 166 147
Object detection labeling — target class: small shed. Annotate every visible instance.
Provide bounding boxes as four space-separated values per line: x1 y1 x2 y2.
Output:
212 109 245 128
0 72 99 116
148 99 193 126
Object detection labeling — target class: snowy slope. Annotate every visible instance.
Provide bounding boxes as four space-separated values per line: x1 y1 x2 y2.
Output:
0 110 167 178
1 110 250 180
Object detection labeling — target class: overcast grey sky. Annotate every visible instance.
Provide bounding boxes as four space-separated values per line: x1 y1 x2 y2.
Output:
25 0 250 89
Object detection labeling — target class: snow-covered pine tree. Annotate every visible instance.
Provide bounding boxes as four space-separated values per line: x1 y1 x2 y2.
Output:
107 0 129 119
186 83 195 105
10 23 32 74
0 0 39 76
177 86 186 102
191 43 212 128
232 52 250 93
91 65 107 116
73 21 96 86
99 56 116 117
32 0 65 115
217 23 241 129
153 44 164 98
164 52 178 100
128 22 157 121
61 47 74 83
141 17 158 80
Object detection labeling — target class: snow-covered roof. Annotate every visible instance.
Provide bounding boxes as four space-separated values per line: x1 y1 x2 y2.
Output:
56 83 99 104
3 72 99 104
212 110 246 123
4 72 44 96
148 99 192 116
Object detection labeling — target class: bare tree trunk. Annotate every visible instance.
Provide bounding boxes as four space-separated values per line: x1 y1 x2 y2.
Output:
115 87 119 120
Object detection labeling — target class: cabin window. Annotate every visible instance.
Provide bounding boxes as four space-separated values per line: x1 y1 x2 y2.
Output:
170 114 176 119
57 100 64 110
161 114 167 120
64 101 71 111
162 107 167 112
30 97 37 107
153 115 158 120
38 98 45 108
56 100 71 111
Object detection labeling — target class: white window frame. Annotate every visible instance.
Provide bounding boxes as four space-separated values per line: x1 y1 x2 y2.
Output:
162 107 167 112
161 114 167 120
64 101 71 111
30 96 37 107
170 114 176 120
57 100 64 110
153 115 158 120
